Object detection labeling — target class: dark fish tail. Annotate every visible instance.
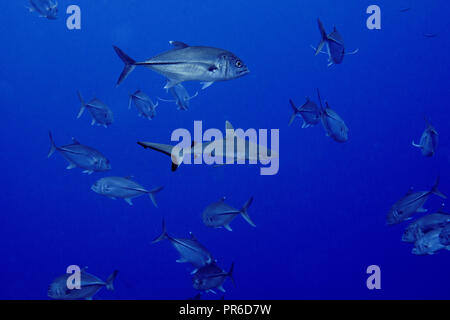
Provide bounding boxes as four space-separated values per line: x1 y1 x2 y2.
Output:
113 46 137 87
105 270 119 290
288 99 298 126
152 219 169 243
76 91 86 119
148 186 164 208
315 18 327 56
240 196 256 227
431 176 447 199
48 131 57 158
228 262 235 287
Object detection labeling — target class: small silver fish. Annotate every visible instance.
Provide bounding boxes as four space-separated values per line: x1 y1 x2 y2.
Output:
158 83 198 111
91 176 163 207
28 0 58 20
192 262 234 294
402 206 450 242
412 118 438 157
317 89 348 143
48 268 118 300
129 90 158 120
77 91 114 128
153 219 214 272
288 98 320 128
387 177 447 225
202 196 255 231
113 41 249 89
412 228 449 255
47 131 111 174
313 19 358 67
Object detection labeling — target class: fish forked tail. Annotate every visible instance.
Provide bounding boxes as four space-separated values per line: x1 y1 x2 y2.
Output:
153 219 169 243
113 46 137 87
76 91 86 119
105 270 119 290
148 186 164 208
48 131 57 158
240 196 256 227
228 262 235 287
315 18 328 56
288 99 298 126
431 176 447 199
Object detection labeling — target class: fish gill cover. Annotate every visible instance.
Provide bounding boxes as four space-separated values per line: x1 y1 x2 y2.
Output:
0 0 449 300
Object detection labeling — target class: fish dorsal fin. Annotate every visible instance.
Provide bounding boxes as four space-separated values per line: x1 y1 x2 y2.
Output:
169 41 189 49
189 232 198 241
124 175 134 180
71 138 81 145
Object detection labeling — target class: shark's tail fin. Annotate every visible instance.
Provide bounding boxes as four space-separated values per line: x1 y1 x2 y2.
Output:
48 131 57 158
105 270 119 290
240 196 256 227
315 18 328 56
288 99 298 126
76 91 86 119
152 219 169 243
148 186 164 208
113 46 136 87
431 176 447 199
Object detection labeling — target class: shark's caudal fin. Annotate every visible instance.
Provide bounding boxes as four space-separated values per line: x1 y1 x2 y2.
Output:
431 177 447 199
288 99 298 126
153 219 169 243
113 46 137 87
240 196 256 227
148 186 164 208
48 131 57 158
76 91 86 119
105 270 119 290
315 18 328 56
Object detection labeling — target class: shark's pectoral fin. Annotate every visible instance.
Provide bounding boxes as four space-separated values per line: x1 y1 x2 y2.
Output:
124 198 133 206
201 82 214 90
164 79 181 90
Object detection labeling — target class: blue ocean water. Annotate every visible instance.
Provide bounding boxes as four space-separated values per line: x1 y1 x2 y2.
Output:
1 0 450 299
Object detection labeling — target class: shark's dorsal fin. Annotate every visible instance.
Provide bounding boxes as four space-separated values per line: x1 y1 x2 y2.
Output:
71 138 81 145
225 121 234 131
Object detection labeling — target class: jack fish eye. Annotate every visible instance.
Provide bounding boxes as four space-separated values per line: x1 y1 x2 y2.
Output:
235 60 243 68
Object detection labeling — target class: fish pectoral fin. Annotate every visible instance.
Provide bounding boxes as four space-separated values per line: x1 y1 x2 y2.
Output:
224 224 233 232
201 82 214 90
346 48 359 55
412 141 422 148
82 170 94 175
91 119 96 126
176 258 188 263
66 163 77 170
85 297 93 300
164 79 181 90
207 289 217 294
124 198 133 206
218 285 226 293
190 268 198 275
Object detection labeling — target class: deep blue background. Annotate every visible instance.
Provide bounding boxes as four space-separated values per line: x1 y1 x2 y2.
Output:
0 0 449 299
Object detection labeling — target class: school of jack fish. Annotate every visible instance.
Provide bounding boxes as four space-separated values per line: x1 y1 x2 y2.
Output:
30 1 448 299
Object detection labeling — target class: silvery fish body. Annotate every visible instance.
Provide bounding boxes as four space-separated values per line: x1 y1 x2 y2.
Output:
113 41 249 89
47 132 111 174
91 176 163 206
412 119 438 157
288 98 320 128
192 263 234 294
439 224 450 246
412 228 449 255
48 269 118 300
77 92 114 127
29 0 58 20
320 103 348 142
202 196 255 231
129 90 158 119
402 212 450 242
153 220 214 269
169 84 197 110
387 178 447 225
